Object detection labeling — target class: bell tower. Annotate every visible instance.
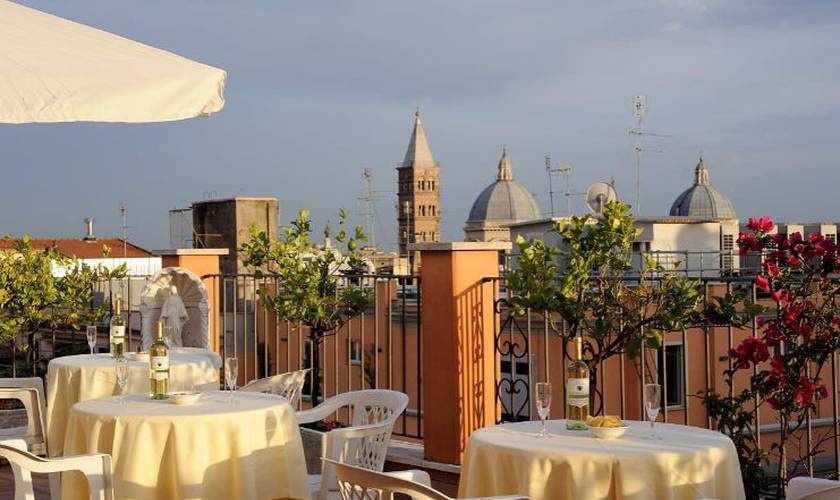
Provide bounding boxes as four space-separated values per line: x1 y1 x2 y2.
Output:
397 111 441 272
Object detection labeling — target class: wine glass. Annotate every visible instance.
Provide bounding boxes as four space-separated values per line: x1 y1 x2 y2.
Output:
536 382 552 438
115 358 129 406
164 326 174 349
225 357 239 404
644 383 661 439
86 325 97 357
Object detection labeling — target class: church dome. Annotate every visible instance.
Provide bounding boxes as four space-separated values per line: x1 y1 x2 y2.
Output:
467 149 541 223
669 156 736 219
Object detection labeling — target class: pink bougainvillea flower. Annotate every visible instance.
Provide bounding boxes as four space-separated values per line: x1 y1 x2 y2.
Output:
767 397 782 410
747 217 775 233
755 275 770 292
763 262 781 278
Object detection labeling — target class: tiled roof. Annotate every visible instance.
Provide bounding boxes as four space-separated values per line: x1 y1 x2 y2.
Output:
0 238 153 259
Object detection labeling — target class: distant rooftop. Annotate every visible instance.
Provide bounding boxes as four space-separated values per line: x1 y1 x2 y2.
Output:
0 237 153 259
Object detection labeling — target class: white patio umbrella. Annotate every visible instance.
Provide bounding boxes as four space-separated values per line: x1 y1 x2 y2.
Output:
0 0 226 124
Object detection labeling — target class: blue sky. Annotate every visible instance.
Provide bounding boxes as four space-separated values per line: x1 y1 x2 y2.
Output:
2 0 839 250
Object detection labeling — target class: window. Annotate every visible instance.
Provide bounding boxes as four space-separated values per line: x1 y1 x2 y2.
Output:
348 339 362 364
430 206 436 216
722 234 735 272
656 343 685 408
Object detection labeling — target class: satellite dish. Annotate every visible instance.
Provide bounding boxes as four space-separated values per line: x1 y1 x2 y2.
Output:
585 182 618 215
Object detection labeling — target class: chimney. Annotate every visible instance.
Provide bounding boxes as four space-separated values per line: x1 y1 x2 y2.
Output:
83 218 96 241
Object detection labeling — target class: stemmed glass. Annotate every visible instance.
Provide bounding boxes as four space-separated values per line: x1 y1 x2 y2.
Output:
225 357 239 404
536 382 552 438
86 326 97 357
115 358 129 406
644 383 661 439
164 326 174 349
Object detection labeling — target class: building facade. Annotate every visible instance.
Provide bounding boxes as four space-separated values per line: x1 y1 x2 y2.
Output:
191 197 279 275
397 112 440 272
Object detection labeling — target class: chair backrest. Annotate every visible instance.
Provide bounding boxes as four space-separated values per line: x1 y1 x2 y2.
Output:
315 390 409 499
239 369 310 408
329 459 451 500
0 439 115 500
0 377 47 455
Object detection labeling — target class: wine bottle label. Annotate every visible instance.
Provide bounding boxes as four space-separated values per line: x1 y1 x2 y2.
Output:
566 378 589 408
151 356 169 381
110 325 125 341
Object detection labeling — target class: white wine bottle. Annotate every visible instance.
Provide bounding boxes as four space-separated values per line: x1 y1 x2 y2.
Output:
565 335 590 430
109 297 126 358
149 321 170 399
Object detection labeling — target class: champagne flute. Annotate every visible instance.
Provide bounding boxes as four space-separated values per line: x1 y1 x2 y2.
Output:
644 383 661 439
164 326 174 349
225 356 239 404
115 358 129 406
86 325 97 357
536 382 552 438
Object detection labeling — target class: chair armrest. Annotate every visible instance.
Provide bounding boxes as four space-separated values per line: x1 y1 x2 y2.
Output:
295 399 344 424
383 469 431 487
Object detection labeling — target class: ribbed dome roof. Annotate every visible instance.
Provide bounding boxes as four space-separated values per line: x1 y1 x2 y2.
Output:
669 156 737 219
467 149 541 223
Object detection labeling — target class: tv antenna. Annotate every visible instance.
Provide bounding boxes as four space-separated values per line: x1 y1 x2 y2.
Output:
628 95 670 214
119 202 136 258
545 155 578 216
585 182 619 215
357 168 389 248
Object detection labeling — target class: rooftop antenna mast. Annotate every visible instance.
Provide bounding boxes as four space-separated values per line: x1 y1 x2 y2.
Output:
119 202 130 258
545 155 576 216
628 95 670 214
357 168 388 248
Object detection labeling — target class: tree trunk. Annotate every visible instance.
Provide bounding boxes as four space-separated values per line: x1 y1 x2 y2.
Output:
25 331 36 376
310 329 322 406
777 416 787 499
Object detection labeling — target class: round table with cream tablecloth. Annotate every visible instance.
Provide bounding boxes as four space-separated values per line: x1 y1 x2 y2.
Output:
46 350 220 457
61 391 309 500
458 420 746 500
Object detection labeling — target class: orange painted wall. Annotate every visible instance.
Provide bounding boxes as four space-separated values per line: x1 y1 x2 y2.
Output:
420 248 499 464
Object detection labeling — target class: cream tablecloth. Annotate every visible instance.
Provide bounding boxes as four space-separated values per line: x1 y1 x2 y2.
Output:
46 352 219 456
459 420 745 500
61 392 309 500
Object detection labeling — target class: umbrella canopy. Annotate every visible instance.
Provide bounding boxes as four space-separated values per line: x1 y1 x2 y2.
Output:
0 0 226 124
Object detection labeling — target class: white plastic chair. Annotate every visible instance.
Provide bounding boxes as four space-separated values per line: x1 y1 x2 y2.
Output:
0 377 48 456
0 439 115 500
329 459 529 500
297 390 429 500
788 477 840 500
239 368 310 409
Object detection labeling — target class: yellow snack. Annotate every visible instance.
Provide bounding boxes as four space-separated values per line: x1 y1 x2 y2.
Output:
586 415 624 428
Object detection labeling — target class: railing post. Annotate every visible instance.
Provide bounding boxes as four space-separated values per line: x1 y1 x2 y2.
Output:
413 241 511 465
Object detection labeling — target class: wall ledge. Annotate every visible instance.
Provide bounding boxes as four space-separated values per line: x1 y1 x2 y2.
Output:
153 248 229 256
409 241 511 252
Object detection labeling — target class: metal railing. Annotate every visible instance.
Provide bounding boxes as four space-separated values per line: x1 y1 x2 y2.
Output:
207 273 423 438
1 272 424 439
